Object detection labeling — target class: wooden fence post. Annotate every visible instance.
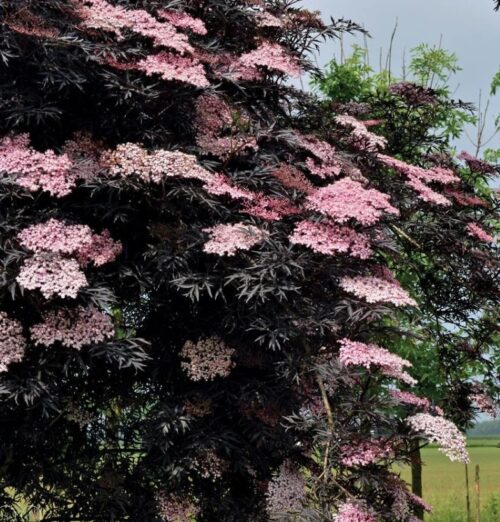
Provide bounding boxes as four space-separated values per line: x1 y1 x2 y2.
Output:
465 463 471 522
475 464 480 522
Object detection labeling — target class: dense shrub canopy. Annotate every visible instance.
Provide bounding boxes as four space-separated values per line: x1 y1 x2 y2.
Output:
0 1 498 521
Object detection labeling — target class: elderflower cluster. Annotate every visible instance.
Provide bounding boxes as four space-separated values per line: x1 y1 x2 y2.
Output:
406 413 469 462
377 153 456 206
390 390 433 412
16 219 121 298
336 115 387 152
157 492 199 522
103 143 212 184
459 151 496 174
339 339 416 385
17 254 88 299
239 41 302 77
157 10 207 35
266 462 306 515
203 223 268 256
466 223 495 243
295 133 342 179
340 439 392 467
180 337 235 381
271 163 314 193
333 501 376 522
30 305 114 350
242 195 301 221
307 178 399 226
0 312 26 372
289 220 373 259
340 275 417 307
471 392 498 418
73 0 193 54
0 134 75 197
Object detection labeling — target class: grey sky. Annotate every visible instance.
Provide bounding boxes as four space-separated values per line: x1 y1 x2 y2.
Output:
303 0 500 155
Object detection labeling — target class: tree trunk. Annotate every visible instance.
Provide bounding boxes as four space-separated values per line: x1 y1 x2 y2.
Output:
410 439 424 520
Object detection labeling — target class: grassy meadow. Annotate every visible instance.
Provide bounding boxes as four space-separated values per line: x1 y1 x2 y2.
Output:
397 438 500 522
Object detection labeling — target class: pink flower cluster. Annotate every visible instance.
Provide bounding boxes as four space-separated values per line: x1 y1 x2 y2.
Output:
339 339 416 385
408 493 433 513
466 223 494 243
204 173 254 200
18 219 122 267
17 219 121 298
0 134 75 197
73 0 192 54
377 154 456 206
307 178 399 226
459 151 496 174
390 389 431 410
103 143 212 184
242 195 301 221
134 52 209 88
30 305 115 350
266 462 306 515
336 115 387 152
157 10 207 35
341 439 392 467
340 275 417 307
407 413 469 462
157 492 199 522
255 10 285 28
471 392 498 418
289 220 372 259
271 163 314 194
239 41 302 77
194 94 257 158
0 311 26 372
192 449 227 480
17 253 88 299
18 219 93 255
180 337 235 381
295 133 341 179
333 501 376 522
203 223 268 256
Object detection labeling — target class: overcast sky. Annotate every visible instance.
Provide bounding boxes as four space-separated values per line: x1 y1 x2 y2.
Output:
303 0 500 155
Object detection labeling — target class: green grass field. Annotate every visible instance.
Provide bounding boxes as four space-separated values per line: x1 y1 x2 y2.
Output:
397 438 500 522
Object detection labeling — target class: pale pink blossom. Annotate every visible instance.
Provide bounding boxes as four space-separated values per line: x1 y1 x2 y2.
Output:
17 253 88 299
266 462 306 515
157 492 199 522
181 338 235 381
295 133 342 178
30 305 115 349
340 275 417 307
0 134 75 197
271 164 314 193
204 174 254 200
471 392 498 418
289 220 372 259
459 151 496 174
333 501 376 522
203 223 268 256
339 339 416 385
341 439 392 467
466 223 494 243
18 219 93 256
407 413 469 462
408 493 433 513
307 178 399 225
76 230 122 267
135 52 209 88
390 390 431 411
336 115 387 151
255 11 284 28
156 10 207 35
103 143 212 184
242 195 301 221
73 0 193 54
0 311 26 372
239 41 302 77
